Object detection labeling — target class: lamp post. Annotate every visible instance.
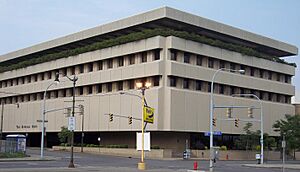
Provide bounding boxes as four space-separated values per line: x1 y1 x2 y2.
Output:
209 68 244 171
231 93 263 164
63 74 78 168
41 73 60 159
136 81 151 170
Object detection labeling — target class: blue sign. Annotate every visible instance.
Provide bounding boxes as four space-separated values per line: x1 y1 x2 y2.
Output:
204 131 222 136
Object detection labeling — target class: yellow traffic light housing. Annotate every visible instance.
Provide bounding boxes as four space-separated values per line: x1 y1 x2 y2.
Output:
234 118 239 127
109 113 113 122
128 116 132 125
212 117 217 126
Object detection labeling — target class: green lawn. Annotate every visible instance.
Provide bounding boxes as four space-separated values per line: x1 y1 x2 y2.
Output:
0 152 27 158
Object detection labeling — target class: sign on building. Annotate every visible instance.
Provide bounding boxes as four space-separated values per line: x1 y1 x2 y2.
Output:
143 106 154 123
68 117 75 131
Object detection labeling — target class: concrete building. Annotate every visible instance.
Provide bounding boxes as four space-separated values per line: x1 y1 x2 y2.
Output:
0 7 297 152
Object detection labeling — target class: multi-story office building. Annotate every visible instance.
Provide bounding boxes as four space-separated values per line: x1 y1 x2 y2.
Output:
0 7 297 151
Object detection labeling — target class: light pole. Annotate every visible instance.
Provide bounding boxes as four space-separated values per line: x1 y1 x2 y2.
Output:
209 68 244 171
231 93 263 164
63 74 78 168
41 73 60 159
136 81 151 170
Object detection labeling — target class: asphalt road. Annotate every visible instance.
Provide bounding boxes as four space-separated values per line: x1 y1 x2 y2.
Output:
0 148 299 172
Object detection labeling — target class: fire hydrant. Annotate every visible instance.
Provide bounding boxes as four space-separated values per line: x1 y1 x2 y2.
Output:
193 161 198 170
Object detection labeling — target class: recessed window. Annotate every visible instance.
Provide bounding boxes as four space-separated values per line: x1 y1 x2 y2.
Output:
250 68 255 76
107 83 112 92
153 77 160 86
118 57 124 67
79 87 84 95
196 81 202 91
259 70 264 78
97 84 102 93
129 80 134 89
141 52 147 63
183 79 189 89
117 81 123 91
219 60 225 69
277 73 281 82
240 65 245 75
129 55 135 65
208 59 214 68
107 59 113 69
285 75 289 83
98 61 103 70
88 86 93 94
219 85 224 94
34 75 38 82
196 55 202 66
88 63 93 72
170 77 176 87
71 66 75 75
170 50 177 61
154 50 160 60
184 52 190 63
27 76 31 83
230 87 235 95
268 71 272 80
208 83 211 92
230 63 235 72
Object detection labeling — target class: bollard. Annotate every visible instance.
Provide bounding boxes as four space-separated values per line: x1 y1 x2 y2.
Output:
193 161 198 170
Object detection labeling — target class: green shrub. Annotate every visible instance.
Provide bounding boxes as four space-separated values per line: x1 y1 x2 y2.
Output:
151 145 160 149
1 28 295 74
220 145 227 151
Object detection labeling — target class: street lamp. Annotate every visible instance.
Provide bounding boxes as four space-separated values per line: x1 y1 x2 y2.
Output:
231 93 263 164
209 68 244 171
59 73 78 168
136 81 151 170
41 73 60 159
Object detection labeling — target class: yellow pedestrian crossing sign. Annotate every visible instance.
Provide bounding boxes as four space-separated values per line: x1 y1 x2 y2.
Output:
143 106 154 124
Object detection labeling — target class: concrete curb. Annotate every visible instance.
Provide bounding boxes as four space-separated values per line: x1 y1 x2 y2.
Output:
243 164 300 170
0 156 60 162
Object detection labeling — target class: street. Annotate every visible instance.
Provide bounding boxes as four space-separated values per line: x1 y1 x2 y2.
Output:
0 148 299 172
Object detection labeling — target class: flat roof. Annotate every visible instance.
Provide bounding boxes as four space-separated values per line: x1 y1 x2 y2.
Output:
0 7 298 64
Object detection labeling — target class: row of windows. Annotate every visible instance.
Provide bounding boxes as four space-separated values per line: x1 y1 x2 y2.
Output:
169 76 291 104
0 76 160 105
0 49 160 88
170 49 292 84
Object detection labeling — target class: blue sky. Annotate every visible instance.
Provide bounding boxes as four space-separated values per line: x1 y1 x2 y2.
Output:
0 0 299 102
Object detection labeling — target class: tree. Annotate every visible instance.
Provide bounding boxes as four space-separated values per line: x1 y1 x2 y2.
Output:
273 114 300 159
57 126 72 144
234 122 260 150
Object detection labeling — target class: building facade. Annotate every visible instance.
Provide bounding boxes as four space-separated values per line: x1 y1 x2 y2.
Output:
0 7 297 152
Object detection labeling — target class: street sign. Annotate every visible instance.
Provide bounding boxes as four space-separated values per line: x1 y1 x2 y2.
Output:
282 140 286 148
68 117 75 131
36 120 48 123
143 106 154 124
136 132 150 151
205 131 222 136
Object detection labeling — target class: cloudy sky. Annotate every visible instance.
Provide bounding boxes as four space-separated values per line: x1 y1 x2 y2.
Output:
0 0 299 102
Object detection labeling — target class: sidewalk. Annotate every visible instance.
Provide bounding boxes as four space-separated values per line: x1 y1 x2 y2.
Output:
0 154 59 162
243 163 300 170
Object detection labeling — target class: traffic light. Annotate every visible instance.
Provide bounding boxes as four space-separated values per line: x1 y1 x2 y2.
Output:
234 118 239 127
226 108 232 118
212 117 217 126
248 107 253 118
78 104 84 116
109 113 113 122
128 116 132 125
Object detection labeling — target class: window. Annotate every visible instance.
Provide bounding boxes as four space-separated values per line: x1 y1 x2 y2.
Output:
88 86 93 94
141 52 147 63
208 59 214 68
259 70 264 78
47 72 52 79
285 75 289 83
240 65 245 74
71 66 75 75
98 61 103 70
183 79 189 89
129 80 134 89
276 73 281 82
118 57 124 67
219 60 225 69
250 68 255 76
170 50 177 61
208 83 211 92
79 87 84 95
170 77 176 87
79 64 84 73
230 87 235 95
117 81 123 91
240 88 245 94
196 81 202 91
97 84 102 93
87 63 93 72
230 63 235 72
107 59 113 69
153 77 160 86
268 71 272 80
196 55 202 66
154 50 160 60
129 55 135 65
184 52 190 63
34 75 38 82
219 85 224 94
107 83 112 92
